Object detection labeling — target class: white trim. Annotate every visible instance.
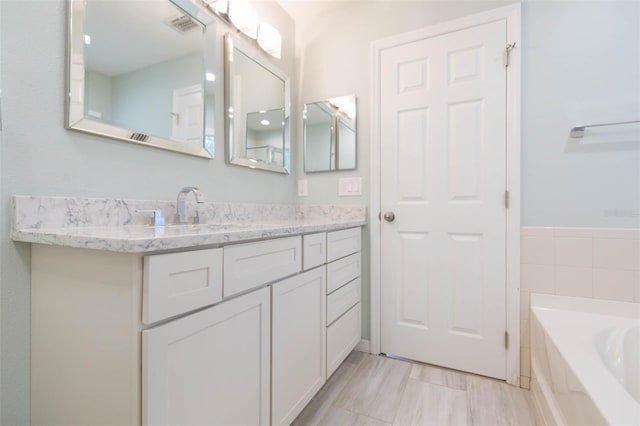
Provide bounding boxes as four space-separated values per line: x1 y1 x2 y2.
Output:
369 3 522 385
354 339 370 353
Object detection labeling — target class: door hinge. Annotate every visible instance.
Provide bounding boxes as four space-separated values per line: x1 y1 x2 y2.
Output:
504 331 509 350
504 190 510 209
503 42 516 67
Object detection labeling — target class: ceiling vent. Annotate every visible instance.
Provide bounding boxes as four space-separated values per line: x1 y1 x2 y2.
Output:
165 14 199 33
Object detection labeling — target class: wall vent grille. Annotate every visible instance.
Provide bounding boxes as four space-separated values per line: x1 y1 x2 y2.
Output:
165 15 199 33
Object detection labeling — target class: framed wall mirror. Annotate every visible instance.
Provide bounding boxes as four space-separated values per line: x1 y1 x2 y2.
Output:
304 95 356 172
225 33 290 174
66 0 215 158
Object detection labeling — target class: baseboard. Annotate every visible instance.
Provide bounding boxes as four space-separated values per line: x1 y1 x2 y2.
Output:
355 339 370 353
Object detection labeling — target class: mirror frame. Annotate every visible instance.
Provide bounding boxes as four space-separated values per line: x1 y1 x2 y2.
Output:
303 95 357 173
224 33 291 174
65 0 216 158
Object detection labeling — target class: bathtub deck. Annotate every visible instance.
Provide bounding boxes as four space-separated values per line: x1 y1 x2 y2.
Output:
294 351 541 425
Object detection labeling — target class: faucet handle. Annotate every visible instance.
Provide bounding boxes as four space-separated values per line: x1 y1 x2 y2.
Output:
137 209 165 226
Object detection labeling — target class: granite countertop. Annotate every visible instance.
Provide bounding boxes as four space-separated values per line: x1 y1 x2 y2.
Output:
11 196 367 253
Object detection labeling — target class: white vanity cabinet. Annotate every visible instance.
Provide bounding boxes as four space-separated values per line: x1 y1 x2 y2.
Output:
271 267 326 425
143 286 270 426
29 227 362 426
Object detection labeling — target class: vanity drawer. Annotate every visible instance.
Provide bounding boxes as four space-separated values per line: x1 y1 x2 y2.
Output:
327 277 360 326
327 252 361 294
327 227 361 262
327 303 361 377
143 248 223 324
303 232 326 271
224 236 302 298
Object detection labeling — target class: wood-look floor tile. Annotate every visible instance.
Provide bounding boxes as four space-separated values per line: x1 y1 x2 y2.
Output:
334 355 411 423
467 374 539 426
293 359 361 426
345 350 367 365
316 407 392 426
393 379 467 426
507 385 541 426
410 363 468 390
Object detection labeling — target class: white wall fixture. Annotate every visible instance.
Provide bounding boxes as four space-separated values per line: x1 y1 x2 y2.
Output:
204 0 282 58
203 0 228 16
228 0 258 39
257 22 282 59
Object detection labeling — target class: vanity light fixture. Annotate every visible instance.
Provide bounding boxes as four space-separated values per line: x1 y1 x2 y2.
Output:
205 72 216 81
228 0 258 39
257 22 282 59
203 0 282 59
202 0 229 16
260 119 270 126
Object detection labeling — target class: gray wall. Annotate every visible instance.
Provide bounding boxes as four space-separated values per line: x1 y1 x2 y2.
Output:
0 0 296 423
296 1 640 339
112 52 202 139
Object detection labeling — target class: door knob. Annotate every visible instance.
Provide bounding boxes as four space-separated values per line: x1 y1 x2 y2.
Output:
383 212 395 222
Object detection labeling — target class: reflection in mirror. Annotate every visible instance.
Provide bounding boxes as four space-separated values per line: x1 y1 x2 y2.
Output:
66 0 215 158
225 33 290 174
304 95 356 172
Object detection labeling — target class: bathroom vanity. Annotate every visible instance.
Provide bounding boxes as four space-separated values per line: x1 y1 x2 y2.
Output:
12 196 365 425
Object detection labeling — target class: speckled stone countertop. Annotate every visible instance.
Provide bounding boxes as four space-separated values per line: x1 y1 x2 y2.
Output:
11 196 367 253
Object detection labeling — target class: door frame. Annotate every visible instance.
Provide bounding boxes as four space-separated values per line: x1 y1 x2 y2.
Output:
369 3 522 386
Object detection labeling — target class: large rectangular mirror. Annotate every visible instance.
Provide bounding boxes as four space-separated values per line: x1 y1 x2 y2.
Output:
225 33 290 174
304 95 356 172
66 0 215 158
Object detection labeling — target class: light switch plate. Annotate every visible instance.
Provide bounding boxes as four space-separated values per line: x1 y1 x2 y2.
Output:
298 179 308 197
338 177 362 196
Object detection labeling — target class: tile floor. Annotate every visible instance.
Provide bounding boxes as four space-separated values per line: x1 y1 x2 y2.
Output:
293 351 541 426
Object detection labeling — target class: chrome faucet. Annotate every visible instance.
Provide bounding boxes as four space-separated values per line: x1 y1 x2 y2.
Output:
175 187 204 224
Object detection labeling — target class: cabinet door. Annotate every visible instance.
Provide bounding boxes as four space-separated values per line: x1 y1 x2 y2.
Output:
272 268 326 425
143 287 270 426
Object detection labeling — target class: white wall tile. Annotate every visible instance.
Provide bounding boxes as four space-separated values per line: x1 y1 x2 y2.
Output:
555 237 592 267
520 291 530 322
554 228 593 238
521 227 555 238
555 266 593 298
522 236 554 265
520 319 530 348
520 347 531 377
521 264 555 294
594 238 636 270
592 229 640 239
593 268 636 302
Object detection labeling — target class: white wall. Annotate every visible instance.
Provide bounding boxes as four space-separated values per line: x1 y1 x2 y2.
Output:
0 1 296 423
521 1 639 228
296 0 640 340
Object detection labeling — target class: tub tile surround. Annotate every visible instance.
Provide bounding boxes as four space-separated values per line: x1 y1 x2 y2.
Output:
520 226 640 388
11 195 367 252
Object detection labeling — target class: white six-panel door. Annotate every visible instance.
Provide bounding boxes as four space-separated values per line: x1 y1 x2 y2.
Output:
380 19 507 379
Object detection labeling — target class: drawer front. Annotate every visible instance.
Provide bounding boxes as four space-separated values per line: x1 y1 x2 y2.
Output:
327 252 361 294
143 248 223 324
327 303 361 377
303 232 326 271
224 236 302 298
327 227 361 262
327 277 361 326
